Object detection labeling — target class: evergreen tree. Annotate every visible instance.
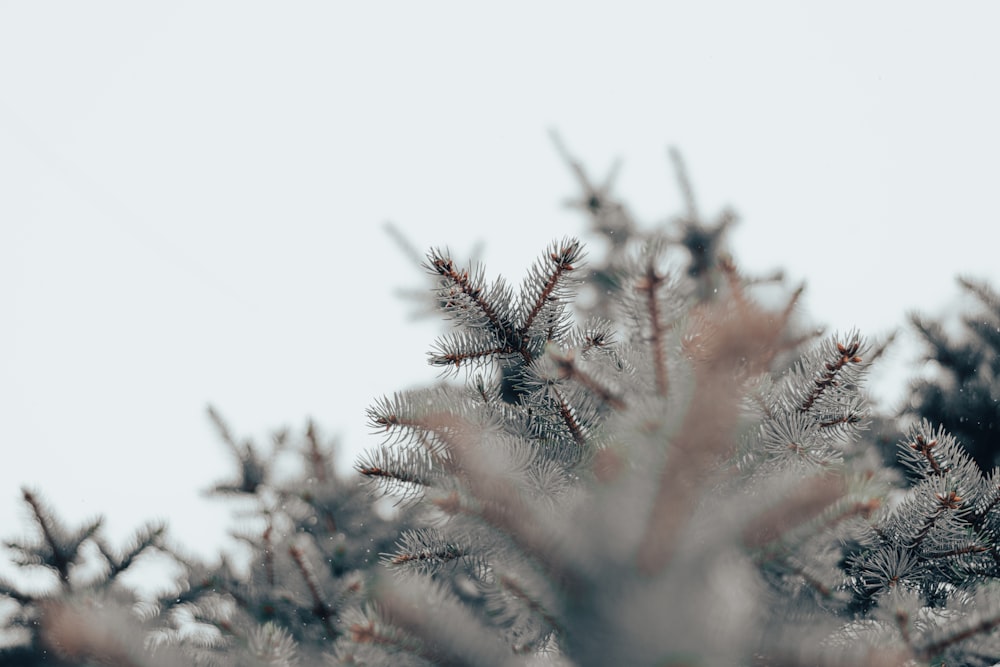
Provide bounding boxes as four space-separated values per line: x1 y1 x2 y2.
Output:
905 277 1000 472
338 145 1000 665
342 235 869 664
6 141 1000 665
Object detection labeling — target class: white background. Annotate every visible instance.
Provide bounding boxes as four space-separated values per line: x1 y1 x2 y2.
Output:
2 2 998 572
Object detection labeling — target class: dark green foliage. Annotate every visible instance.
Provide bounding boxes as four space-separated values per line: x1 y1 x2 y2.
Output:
153 412 409 665
0 488 164 665
837 418 1000 665
905 277 1000 472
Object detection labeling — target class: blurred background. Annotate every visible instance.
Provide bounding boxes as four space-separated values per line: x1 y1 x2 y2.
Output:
2 2 998 570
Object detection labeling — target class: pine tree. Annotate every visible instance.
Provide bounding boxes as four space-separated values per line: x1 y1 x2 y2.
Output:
342 235 864 664
8 141 1000 665
339 145 1000 665
339 146 848 664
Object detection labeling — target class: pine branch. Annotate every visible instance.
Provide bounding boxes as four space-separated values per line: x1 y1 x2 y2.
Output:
348 612 437 665
17 489 102 588
958 275 1000 314
635 258 670 397
666 148 736 293
411 413 573 588
638 290 789 574
799 335 864 413
206 406 269 495
357 458 433 500
386 529 470 569
546 346 626 411
742 474 848 550
0 578 33 605
289 543 336 638
896 421 981 486
497 573 565 640
516 237 583 340
304 419 331 484
549 130 633 240
923 543 991 560
425 249 518 353
668 146 700 223
865 329 897 367
915 610 1000 663
429 331 516 371
263 523 275 588
371 574 522 667
542 384 588 447
95 522 165 581
37 600 183 667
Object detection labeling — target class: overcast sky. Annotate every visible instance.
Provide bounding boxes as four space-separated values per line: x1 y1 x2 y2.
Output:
2 2 999 569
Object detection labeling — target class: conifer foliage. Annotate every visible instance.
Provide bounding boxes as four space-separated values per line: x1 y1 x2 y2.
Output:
341 168 875 663
840 419 1000 664
148 412 406 665
6 142 1000 665
0 489 166 665
905 277 1000 471
1 415 408 666
340 144 1000 665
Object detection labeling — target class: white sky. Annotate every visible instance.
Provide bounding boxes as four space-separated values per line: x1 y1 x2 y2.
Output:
2 2 999 568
